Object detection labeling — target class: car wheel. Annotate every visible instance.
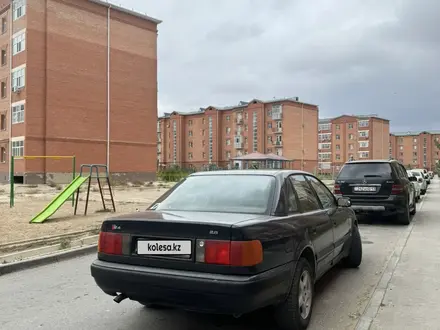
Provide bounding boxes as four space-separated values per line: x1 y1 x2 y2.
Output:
421 189 426 195
274 257 314 330
410 198 417 215
396 203 411 225
342 225 362 268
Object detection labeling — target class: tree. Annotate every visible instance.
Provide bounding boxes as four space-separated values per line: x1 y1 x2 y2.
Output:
435 139 440 174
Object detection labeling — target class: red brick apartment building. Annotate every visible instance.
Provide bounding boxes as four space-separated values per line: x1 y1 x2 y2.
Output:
0 0 160 183
318 115 390 172
389 131 440 170
157 98 319 172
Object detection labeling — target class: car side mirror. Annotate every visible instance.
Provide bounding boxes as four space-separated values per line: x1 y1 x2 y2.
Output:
337 197 351 207
418 178 423 183
409 176 417 182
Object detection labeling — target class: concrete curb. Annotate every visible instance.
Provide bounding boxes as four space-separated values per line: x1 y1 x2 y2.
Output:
0 244 98 276
354 195 427 330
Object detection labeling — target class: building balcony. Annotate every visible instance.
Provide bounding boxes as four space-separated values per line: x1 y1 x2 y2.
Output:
274 141 282 147
236 117 243 124
272 113 283 121
234 142 244 149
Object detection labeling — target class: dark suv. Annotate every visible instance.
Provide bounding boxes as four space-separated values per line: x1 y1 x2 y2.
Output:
333 160 417 225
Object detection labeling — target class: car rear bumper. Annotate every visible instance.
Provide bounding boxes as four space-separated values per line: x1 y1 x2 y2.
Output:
91 259 292 315
335 195 406 213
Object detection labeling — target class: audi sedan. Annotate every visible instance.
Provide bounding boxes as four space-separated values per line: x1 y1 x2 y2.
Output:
91 170 362 330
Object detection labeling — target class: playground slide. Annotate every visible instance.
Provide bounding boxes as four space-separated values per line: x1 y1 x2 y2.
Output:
30 175 90 224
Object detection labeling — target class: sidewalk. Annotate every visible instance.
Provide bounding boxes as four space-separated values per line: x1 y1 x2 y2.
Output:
368 178 440 330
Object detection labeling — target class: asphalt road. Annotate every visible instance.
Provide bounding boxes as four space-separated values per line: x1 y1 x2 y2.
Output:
0 214 417 330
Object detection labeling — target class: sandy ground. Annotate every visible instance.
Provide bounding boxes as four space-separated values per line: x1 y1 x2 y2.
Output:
0 182 174 246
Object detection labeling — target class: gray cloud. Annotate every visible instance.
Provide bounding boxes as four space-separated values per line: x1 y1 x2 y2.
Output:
117 0 440 131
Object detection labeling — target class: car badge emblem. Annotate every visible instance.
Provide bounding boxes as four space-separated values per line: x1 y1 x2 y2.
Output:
362 179 367 184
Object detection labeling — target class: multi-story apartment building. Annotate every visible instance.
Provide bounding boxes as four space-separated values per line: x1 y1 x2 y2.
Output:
389 131 440 170
157 97 319 172
0 0 160 183
318 114 390 171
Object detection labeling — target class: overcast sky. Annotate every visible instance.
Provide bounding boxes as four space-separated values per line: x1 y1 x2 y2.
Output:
116 0 440 132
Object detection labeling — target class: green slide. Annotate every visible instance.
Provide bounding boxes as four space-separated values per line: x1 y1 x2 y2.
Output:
30 175 90 224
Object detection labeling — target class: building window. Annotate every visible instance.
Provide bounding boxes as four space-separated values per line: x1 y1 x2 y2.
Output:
12 139 24 157
335 124 340 130
0 146 5 162
413 152 417 157
1 81 6 98
226 115 230 121
202 152 206 159
12 66 25 89
336 134 340 140
0 113 5 130
1 17 6 34
226 139 231 146
358 120 369 127
359 141 369 148
359 151 369 158
226 127 231 134
399 145 403 150
349 144 354 150
226 151 231 159
12 0 26 21
348 133 354 140
414 145 417 150
336 154 340 160
318 123 330 131
348 123 353 129
12 30 25 55
12 102 24 124
188 120 192 126
1 49 6 66
318 153 331 160
188 152 193 160
252 112 258 152
188 141 193 148
358 130 369 138
413 138 417 143
318 133 331 141
336 144 340 150
318 143 331 149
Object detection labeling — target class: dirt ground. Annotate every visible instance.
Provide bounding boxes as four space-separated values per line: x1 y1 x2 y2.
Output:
0 182 174 246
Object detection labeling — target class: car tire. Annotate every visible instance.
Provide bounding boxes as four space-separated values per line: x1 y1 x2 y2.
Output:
274 257 314 330
410 198 417 215
396 203 411 225
342 225 362 268
421 189 426 195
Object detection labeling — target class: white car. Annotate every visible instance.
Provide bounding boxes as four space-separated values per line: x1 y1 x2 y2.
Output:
407 170 421 202
411 170 427 195
414 168 430 185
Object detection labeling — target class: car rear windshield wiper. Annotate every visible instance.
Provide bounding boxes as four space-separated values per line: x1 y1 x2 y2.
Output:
364 174 382 177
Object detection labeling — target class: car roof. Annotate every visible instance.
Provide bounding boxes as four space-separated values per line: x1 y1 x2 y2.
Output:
344 159 397 164
189 169 311 178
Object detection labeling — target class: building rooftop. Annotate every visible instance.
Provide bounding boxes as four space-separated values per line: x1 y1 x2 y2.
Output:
318 114 389 123
158 97 317 119
391 130 440 136
89 0 162 24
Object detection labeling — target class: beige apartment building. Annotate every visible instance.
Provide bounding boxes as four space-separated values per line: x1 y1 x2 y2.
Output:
157 97 319 172
389 131 440 170
318 115 390 171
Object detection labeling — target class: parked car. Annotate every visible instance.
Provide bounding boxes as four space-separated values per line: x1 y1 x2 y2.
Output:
333 159 416 224
414 168 430 185
411 170 427 195
428 171 434 179
407 170 421 202
91 170 362 330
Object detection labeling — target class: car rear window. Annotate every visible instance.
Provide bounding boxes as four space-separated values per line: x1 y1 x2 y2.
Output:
337 163 393 180
155 174 276 214
412 171 421 177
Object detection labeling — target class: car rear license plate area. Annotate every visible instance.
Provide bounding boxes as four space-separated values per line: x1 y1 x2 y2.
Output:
135 238 192 260
353 186 377 192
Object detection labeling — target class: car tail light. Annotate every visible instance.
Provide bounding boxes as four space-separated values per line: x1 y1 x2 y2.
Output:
334 184 341 194
391 184 404 195
98 232 123 255
196 239 263 267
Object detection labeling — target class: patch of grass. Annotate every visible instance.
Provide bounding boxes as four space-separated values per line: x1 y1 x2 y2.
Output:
59 238 72 250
